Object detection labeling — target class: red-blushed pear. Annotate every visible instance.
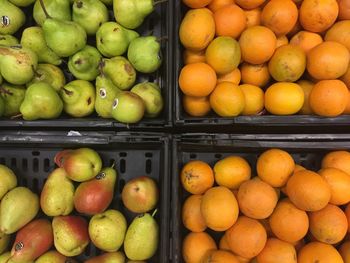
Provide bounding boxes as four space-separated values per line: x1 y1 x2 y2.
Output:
52 216 89 257
35 250 78 263
59 148 102 182
74 167 117 215
40 168 75 217
122 176 159 213
84 251 125 263
10 219 53 263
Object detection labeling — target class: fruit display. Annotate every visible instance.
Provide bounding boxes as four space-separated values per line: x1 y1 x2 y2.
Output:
177 0 350 120
0 132 169 262
0 0 167 124
174 136 350 263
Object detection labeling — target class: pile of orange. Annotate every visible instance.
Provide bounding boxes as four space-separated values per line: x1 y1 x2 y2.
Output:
178 0 350 118
180 149 350 263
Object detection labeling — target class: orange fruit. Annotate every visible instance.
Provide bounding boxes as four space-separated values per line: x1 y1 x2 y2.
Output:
214 4 246 38
299 0 339 33
182 194 207 232
183 0 213 8
183 95 211 117
217 68 241 85
240 63 270 87
237 179 278 219
268 44 306 82
234 255 251 263
208 0 235 12
239 26 277 64
269 199 309 243
346 203 350 230
289 31 323 54
202 250 240 263
309 204 348 244
179 8 215 51
325 21 350 52
205 37 241 74
265 82 304 115
235 0 265 9
240 84 264 115
298 242 344 263
261 0 298 36
322 151 350 175
213 155 251 189
344 90 350 114
286 169 331 211
338 0 350 20
180 160 215 194
256 238 297 263
339 241 350 263
201 186 239 231
276 35 289 48
182 232 217 263
341 64 350 89
244 8 261 27
257 148 295 187
319 167 350 205
183 49 206 65
307 41 350 80
309 79 348 117
226 216 267 259
297 80 314 115
209 82 245 117
219 233 231 251
179 63 217 97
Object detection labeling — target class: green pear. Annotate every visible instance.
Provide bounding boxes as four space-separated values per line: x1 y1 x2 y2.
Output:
0 46 38 85
68 45 101 81
60 80 95 117
96 22 139 57
33 0 71 26
0 164 17 200
113 0 156 29
52 216 89 257
124 212 158 261
111 91 145 123
0 187 39 234
21 27 62 65
35 250 77 263
57 148 102 182
40 168 74 217
0 0 25 34
20 82 63 120
95 74 121 118
85 252 125 263
0 35 19 46
9 0 35 7
0 96 4 117
128 36 162 73
102 57 136 90
0 252 10 263
27 64 65 92
72 0 108 35
131 82 163 117
74 167 117 215
0 83 25 117
89 209 126 252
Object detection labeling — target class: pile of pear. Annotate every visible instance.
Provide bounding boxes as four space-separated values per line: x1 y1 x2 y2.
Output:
0 147 160 262
0 0 165 123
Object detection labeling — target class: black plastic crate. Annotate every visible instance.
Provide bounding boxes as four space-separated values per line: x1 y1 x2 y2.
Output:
171 133 350 263
173 0 350 128
0 1 173 129
0 131 170 262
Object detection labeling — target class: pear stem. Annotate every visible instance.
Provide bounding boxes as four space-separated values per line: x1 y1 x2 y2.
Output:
10 113 22 119
157 36 168 42
38 0 51 19
152 209 158 217
0 86 13 95
111 161 116 169
154 0 167 5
